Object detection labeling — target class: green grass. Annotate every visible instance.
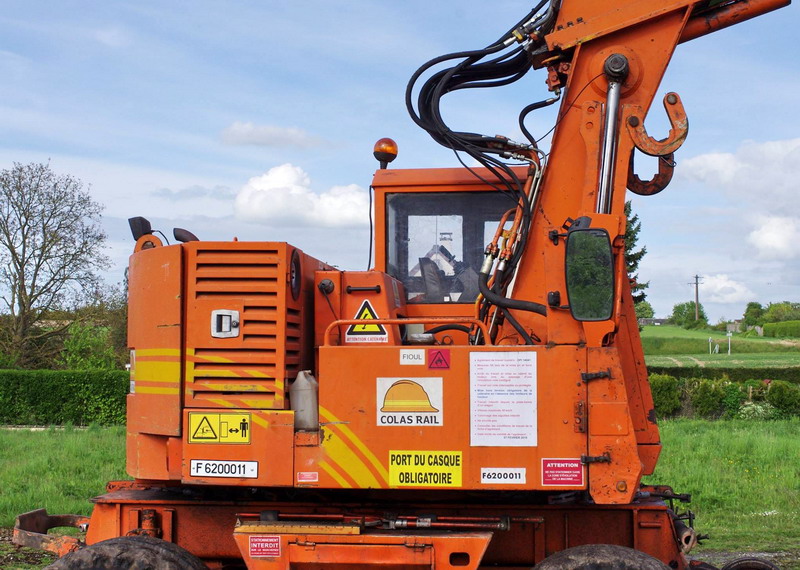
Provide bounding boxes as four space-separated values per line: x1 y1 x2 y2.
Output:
642 326 799 355
641 325 796 343
0 425 128 527
640 325 800 370
646 353 800 368
643 419 800 553
1 422 798 565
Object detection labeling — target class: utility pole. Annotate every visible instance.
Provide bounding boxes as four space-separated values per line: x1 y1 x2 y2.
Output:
688 275 702 320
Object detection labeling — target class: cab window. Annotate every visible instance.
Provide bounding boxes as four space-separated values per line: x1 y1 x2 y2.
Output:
385 192 512 304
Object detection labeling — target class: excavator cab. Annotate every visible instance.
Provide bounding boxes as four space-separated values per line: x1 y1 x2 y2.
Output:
374 167 526 314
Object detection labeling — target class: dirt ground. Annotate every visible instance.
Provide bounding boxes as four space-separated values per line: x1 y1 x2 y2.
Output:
0 528 54 569
1 526 797 569
692 549 800 569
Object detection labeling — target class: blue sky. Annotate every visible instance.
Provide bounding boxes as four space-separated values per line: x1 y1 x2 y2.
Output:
0 1 797 322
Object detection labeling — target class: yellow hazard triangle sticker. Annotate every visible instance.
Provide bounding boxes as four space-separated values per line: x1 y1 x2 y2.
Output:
346 300 388 342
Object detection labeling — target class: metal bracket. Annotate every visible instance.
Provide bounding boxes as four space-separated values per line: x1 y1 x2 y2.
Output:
581 452 612 464
574 401 586 433
581 369 611 383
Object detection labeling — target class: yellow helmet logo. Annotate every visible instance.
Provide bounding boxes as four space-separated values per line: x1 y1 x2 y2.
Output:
381 380 439 413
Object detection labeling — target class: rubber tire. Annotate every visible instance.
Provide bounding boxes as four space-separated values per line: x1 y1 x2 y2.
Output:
721 558 781 570
535 544 670 570
46 536 208 570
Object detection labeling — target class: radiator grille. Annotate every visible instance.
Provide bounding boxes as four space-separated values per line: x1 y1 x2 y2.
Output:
184 244 303 409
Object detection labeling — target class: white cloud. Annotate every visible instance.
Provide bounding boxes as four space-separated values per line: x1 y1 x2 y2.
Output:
152 184 235 201
700 274 755 304
94 27 132 48
221 122 322 148
234 163 368 228
680 138 800 211
747 215 800 259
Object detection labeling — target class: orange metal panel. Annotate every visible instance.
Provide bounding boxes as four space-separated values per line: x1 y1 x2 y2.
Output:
181 409 295 486
233 526 492 570
585 348 642 504
181 242 330 410
127 245 183 436
312 345 587 492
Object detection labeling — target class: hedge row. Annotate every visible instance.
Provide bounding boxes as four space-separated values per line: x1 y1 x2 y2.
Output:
763 320 800 338
0 370 128 426
1 367 798 426
646 366 800 384
650 374 800 420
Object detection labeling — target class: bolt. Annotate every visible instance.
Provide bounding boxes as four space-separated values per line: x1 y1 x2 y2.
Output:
616 481 628 492
604 53 630 81
628 116 640 127
667 93 678 105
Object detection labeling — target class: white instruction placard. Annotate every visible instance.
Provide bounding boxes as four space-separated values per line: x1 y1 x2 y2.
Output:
469 351 537 447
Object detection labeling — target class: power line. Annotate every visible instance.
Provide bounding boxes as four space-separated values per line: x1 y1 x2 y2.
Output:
688 274 703 320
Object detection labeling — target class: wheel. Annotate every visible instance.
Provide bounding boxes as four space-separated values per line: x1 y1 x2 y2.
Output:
46 536 208 569
535 544 670 569
721 558 781 570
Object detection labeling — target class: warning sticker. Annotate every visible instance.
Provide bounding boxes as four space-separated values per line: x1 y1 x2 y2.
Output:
377 377 442 427
188 412 251 444
297 471 319 483
428 348 450 369
469 351 537 447
389 450 462 487
345 300 388 343
541 458 584 486
249 535 281 558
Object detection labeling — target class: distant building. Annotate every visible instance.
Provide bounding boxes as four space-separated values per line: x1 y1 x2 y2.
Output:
638 318 668 326
726 320 742 333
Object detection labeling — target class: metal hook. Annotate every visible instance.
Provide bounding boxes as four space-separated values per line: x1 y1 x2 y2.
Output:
623 92 689 157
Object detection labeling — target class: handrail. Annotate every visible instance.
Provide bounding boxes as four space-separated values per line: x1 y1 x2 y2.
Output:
323 317 492 346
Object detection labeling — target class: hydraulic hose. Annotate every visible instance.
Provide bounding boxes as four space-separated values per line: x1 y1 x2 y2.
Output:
478 270 546 316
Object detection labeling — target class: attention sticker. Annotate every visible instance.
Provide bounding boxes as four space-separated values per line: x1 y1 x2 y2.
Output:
389 450 462 487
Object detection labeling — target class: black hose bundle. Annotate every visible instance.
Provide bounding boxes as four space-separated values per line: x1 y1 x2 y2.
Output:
406 2 560 344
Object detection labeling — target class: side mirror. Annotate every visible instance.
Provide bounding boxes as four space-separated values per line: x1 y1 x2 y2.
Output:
565 228 614 321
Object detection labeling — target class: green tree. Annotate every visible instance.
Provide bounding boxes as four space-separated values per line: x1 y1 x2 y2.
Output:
624 201 648 304
669 301 708 329
742 301 764 327
762 301 800 323
60 322 117 370
0 162 108 367
635 300 655 319
64 282 128 369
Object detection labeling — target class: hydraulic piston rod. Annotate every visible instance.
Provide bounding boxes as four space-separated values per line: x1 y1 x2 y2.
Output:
596 54 630 213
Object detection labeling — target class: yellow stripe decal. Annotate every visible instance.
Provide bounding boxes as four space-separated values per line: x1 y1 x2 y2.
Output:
135 361 180 383
320 406 388 484
136 348 181 357
320 421 382 488
135 387 180 395
319 460 352 488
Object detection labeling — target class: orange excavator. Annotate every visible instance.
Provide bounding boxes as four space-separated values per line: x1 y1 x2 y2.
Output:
15 0 789 568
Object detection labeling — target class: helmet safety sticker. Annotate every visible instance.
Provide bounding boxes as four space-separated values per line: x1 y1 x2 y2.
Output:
377 377 443 427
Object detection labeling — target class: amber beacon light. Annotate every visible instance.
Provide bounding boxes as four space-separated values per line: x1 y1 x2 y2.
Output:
373 137 398 169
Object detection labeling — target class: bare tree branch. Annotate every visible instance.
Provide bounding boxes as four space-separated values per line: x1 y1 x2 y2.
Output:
0 162 108 367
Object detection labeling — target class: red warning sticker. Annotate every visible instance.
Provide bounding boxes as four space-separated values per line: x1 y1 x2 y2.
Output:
297 471 319 483
250 535 281 558
541 458 584 486
428 348 450 369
